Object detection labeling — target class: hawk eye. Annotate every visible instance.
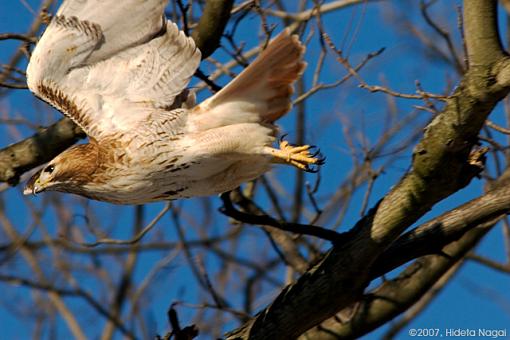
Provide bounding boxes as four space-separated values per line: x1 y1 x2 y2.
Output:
44 165 55 174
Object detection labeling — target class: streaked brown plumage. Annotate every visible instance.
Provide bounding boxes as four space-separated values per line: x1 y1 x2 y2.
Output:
23 0 324 204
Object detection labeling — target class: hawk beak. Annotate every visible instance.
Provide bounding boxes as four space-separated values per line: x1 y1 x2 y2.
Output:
33 182 43 195
23 176 46 196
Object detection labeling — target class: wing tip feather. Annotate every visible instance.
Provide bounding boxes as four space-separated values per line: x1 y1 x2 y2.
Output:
196 27 307 123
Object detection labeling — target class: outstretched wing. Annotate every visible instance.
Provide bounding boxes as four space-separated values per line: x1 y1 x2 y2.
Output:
27 0 201 140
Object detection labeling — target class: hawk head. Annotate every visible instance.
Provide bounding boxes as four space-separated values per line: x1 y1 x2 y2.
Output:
24 143 99 195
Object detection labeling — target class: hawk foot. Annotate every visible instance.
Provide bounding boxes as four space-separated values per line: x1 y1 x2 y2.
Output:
269 140 325 172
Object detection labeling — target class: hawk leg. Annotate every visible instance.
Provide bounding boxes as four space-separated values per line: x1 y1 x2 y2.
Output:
267 140 324 172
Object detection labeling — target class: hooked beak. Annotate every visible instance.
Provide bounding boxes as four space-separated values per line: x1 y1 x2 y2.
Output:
33 179 46 195
23 172 47 196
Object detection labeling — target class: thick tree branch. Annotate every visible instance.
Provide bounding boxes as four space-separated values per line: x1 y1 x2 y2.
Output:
0 117 85 185
192 0 234 59
304 221 493 339
464 0 505 67
300 165 510 339
370 180 510 278
225 1 510 338
303 166 510 338
355 2 510 260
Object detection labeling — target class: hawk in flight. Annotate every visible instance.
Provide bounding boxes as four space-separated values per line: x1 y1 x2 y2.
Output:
23 0 323 204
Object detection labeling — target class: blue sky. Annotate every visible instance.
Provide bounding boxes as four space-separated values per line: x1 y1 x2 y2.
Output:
0 1 509 339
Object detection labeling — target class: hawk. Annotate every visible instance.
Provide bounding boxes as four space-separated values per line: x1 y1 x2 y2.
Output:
23 0 323 204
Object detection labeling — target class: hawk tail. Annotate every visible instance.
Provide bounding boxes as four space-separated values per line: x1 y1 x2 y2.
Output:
196 29 306 125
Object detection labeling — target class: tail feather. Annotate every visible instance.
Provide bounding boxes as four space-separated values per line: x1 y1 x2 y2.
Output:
194 29 306 129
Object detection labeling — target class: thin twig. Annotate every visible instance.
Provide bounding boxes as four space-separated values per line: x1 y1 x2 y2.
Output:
72 203 170 247
486 120 510 135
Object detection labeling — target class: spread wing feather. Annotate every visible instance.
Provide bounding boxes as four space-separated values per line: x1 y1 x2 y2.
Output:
56 0 167 63
193 29 306 131
27 0 201 140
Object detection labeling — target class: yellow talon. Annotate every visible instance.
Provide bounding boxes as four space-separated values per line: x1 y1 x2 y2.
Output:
268 139 325 172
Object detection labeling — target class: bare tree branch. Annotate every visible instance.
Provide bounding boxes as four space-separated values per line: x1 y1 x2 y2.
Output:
192 0 234 59
225 1 510 338
304 221 493 339
0 117 85 185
